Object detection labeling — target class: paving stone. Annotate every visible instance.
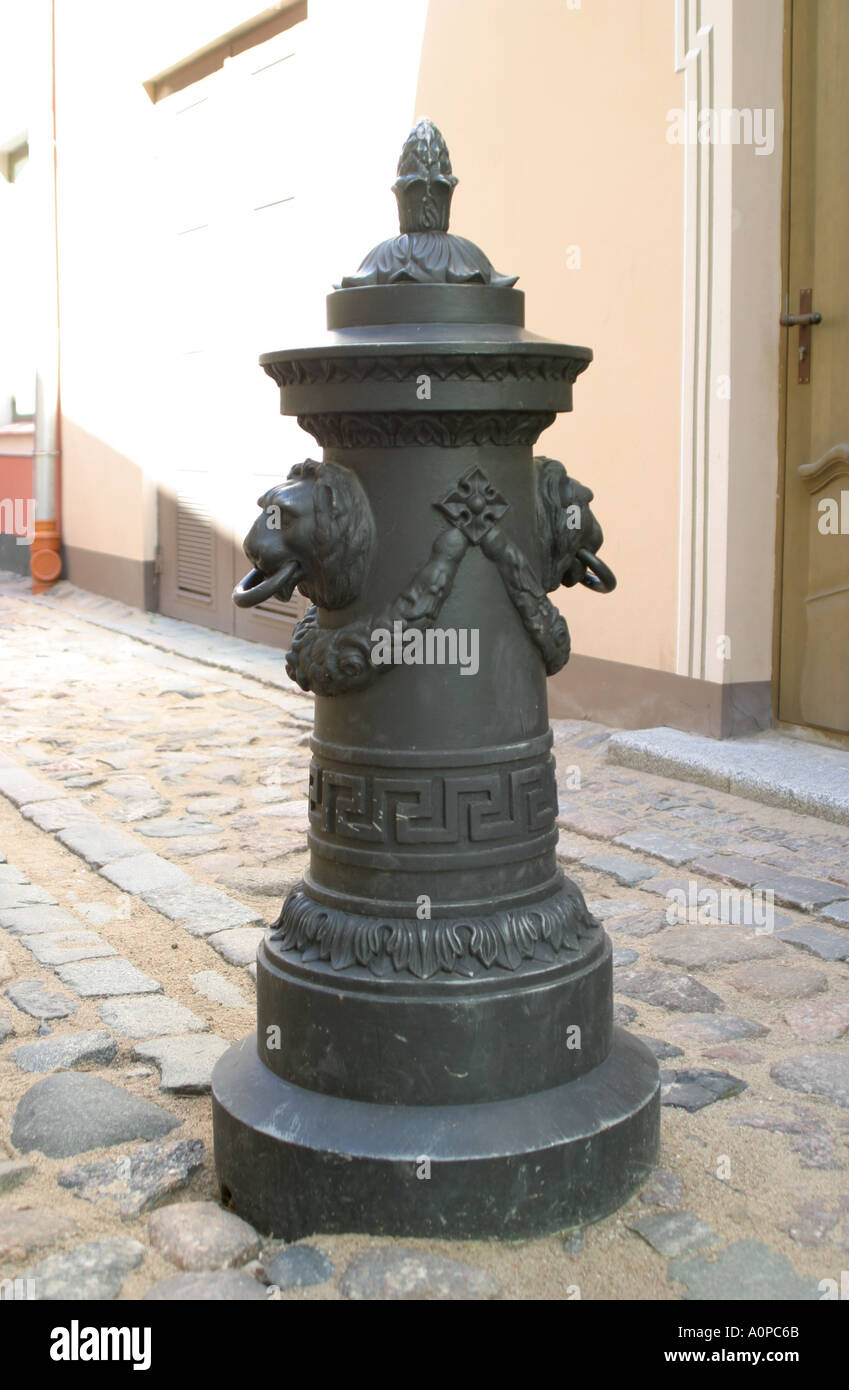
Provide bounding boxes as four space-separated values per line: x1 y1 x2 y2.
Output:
217 866 305 898
556 808 632 839
661 1067 747 1111
630 1210 720 1257
778 923 849 962
561 1231 587 1254
0 905 83 935
148 1201 260 1270
137 816 220 839
0 1208 78 1260
666 1014 768 1044
613 1002 636 1025
0 864 29 884
639 1036 684 1060
255 798 310 823
784 994 849 1043
26 1237 145 1300
57 1137 206 1217
0 948 12 984
99 852 188 894
0 1010 13 1041
208 928 265 967
189 970 249 1010
6 979 78 1019
56 958 161 997
0 1160 35 1193
0 768 59 807
98 995 208 1039
56 823 146 868
132 1035 229 1093
340 1248 499 1301
12 1030 118 1073
610 909 669 938
612 947 638 967
580 854 658 886
110 798 172 824
0 882 57 909
652 925 781 969
639 876 704 903
192 852 244 875
197 761 246 785
103 775 164 804
701 1043 763 1065
159 835 229 858
820 900 849 925
729 962 827 1000
186 795 243 816
668 1239 821 1300
143 1270 266 1300
250 784 296 804
614 830 705 866
688 853 768 887
263 1244 335 1290
555 831 596 862
639 1167 685 1209
140 882 262 935
20 799 97 833
770 1054 849 1108
753 875 848 911
729 1104 842 1171
779 1197 841 1247
614 969 724 1014
12 1072 180 1157
19 929 117 965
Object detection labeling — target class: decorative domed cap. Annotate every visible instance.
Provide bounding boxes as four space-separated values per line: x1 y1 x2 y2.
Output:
392 118 458 233
336 118 518 290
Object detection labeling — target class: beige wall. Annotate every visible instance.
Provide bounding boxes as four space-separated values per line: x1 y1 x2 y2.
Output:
415 0 685 674
416 0 784 691
45 0 785 715
726 0 784 684
53 0 430 570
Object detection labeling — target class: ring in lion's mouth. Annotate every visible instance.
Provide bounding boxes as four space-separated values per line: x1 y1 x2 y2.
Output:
232 559 302 608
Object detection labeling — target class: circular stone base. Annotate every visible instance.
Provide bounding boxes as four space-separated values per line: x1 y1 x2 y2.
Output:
211 1028 660 1241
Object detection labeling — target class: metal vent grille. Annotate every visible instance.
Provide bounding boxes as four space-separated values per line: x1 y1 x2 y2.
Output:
257 593 303 621
176 492 213 600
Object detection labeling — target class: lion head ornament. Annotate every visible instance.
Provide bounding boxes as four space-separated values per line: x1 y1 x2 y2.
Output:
233 459 376 612
534 456 616 595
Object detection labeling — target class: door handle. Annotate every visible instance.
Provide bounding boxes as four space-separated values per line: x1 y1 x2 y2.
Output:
780 289 822 384
779 311 822 326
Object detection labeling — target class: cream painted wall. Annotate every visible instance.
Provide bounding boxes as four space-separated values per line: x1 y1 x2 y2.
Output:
726 0 784 684
414 0 685 674
49 0 784 694
54 0 429 567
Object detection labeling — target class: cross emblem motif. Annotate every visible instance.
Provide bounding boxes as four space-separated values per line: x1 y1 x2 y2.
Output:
435 467 509 543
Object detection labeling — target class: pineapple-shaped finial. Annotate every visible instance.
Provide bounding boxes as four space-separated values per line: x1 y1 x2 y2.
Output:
392 118 458 233
336 118 517 289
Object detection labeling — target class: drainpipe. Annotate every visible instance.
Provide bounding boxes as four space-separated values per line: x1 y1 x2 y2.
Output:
30 0 61 595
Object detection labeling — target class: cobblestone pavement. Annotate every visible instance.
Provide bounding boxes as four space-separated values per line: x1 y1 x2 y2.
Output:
0 578 848 1301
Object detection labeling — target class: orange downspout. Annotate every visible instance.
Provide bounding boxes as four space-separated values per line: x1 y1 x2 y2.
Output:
30 0 62 594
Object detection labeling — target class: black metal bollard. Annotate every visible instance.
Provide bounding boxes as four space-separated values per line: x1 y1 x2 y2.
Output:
212 120 660 1239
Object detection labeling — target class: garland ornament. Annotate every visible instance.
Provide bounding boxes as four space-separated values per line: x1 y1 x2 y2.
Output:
280 459 615 696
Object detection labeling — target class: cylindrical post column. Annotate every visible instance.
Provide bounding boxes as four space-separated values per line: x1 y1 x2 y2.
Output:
212 121 659 1240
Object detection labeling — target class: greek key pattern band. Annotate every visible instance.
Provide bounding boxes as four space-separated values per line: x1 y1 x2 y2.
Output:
308 757 557 848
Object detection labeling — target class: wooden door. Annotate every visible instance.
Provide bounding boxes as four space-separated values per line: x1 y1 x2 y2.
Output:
777 0 849 735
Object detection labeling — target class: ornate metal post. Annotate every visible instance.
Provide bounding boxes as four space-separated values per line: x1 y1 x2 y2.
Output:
212 121 660 1239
